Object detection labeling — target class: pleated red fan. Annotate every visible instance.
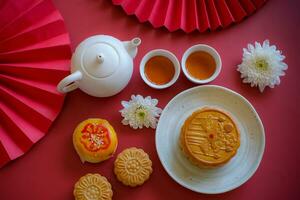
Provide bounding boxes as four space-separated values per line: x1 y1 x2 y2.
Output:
0 0 72 167
112 0 267 33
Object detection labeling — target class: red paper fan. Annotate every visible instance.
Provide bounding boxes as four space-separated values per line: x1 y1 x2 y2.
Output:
112 0 267 33
0 0 72 167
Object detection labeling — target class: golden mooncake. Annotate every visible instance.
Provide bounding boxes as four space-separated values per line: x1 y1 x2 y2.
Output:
180 107 240 167
73 118 118 163
114 147 153 187
74 173 113 200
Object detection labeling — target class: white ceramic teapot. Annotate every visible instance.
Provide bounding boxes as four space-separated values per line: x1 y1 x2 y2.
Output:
57 35 141 97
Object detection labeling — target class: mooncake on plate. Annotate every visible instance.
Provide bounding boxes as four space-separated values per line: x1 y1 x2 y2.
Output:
180 107 240 167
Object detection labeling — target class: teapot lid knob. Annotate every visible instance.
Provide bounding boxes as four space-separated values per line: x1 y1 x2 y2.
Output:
96 54 104 64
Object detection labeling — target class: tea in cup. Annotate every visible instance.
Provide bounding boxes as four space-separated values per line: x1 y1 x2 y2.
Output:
181 44 221 84
140 49 180 89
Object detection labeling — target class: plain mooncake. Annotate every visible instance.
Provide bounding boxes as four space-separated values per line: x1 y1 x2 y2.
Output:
114 147 153 187
73 173 113 200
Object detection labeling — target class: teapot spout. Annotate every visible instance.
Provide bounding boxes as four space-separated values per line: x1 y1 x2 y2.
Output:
123 37 141 58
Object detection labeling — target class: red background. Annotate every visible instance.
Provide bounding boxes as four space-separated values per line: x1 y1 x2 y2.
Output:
1 0 299 199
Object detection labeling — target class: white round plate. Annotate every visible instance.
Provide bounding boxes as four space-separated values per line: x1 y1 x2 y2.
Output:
155 85 265 194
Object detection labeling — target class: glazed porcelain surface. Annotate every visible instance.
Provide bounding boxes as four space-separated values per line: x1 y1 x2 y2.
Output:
156 85 265 194
57 35 141 97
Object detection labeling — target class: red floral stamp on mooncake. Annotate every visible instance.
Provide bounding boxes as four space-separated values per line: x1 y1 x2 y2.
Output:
80 123 111 152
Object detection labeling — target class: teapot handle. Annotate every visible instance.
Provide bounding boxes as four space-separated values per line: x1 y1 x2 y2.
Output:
57 71 82 93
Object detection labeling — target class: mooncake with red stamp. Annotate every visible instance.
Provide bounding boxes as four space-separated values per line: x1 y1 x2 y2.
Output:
73 118 118 163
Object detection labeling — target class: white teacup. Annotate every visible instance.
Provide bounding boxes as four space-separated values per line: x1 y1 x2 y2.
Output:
140 49 181 89
181 44 222 84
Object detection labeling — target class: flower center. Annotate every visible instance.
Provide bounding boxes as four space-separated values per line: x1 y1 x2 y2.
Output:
138 111 145 118
255 58 269 71
135 106 147 120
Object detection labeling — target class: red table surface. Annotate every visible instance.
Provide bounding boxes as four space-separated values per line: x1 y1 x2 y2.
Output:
1 0 299 199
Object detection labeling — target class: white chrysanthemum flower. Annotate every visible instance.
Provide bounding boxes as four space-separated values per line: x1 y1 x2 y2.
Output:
237 40 287 92
120 95 162 129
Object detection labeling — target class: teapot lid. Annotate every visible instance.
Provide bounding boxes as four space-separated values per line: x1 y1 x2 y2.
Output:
74 35 121 79
82 43 119 78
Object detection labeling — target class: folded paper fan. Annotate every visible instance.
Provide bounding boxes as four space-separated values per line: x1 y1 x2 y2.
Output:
0 0 72 167
112 0 267 33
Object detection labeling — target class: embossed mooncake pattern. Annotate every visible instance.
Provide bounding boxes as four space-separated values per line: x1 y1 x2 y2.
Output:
114 147 153 187
180 107 240 167
74 173 113 200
